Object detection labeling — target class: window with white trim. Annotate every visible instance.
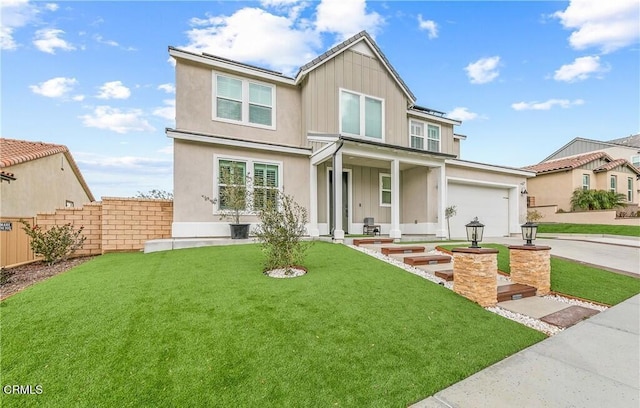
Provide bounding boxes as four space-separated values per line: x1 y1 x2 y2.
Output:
631 155 640 168
215 157 281 212
410 120 424 149
582 174 590 190
427 124 440 152
253 163 279 210
214 73 275 128
218 160 247 210
380 173 391 206
340 89 383 139
610 175 617 193
628 177 633 202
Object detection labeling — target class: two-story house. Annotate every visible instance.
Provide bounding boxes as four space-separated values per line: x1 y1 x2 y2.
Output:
168 31 533 240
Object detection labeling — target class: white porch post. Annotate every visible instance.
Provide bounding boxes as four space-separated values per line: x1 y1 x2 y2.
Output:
437 165 447 238
389 158 402 239
333 149 344 241
308 163 319 237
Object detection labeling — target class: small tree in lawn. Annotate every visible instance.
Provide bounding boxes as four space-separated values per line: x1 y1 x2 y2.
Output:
445 205 457 240
526 209 544 223
254 191 310 274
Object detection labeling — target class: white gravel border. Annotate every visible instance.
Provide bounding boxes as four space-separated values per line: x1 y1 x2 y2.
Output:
264 267 307 278
348 244 608 336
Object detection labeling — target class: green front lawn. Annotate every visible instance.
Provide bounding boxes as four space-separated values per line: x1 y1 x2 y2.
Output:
439 244 640 305
537 223 640 237
1 243 545 407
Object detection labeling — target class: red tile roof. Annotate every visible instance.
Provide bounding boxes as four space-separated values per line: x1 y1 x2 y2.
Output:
594 159 629 172
0 138 95 201
524 152 611 174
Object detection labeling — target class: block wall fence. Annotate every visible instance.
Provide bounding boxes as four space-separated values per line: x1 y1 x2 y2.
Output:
35 197 173 256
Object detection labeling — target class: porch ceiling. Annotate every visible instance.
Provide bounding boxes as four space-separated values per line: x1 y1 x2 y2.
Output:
342 155 426 171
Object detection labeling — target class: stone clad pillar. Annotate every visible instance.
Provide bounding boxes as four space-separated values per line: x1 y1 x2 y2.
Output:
452 247 499 307
508 245 551 295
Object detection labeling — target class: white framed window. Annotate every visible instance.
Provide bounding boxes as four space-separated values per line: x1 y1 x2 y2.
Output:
631 155 640 168
340 89 384 140
628 177 633 202
582 174 590 190
214 156 282 213
253 163 279 210
380 173 391 207
610 175 617 193
410 120 424 149
427 124 440 152
213 72 275 129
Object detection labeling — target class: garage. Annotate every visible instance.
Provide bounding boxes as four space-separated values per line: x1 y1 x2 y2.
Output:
447 182 511 238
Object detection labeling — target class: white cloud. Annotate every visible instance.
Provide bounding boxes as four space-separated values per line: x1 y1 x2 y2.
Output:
447 107 479 121
96 81 131 99
465 56 501 84
511 99 585 111
72 94 85 102
553 0 639 53
153 99 175 121
80 106 154 133
44 3 58 12
315 0 384 40
1 0 37 50
553 55 609 82
417 15 438 39
157 83 175 93
183 7 320 75
157 144 173 155
33 28 75 54
94 34 119 47
29 77 77 98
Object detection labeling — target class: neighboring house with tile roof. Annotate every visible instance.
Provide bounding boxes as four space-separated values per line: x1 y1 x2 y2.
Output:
542 135 640 168
524 151 640 212
168 31 534 239
0 138 95 217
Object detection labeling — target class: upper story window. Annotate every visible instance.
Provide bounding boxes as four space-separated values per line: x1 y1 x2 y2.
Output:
340 89 383 140
214 73 275 129
632 155 640 168
410 120 440 152
582 174 590 190
610 175 617 193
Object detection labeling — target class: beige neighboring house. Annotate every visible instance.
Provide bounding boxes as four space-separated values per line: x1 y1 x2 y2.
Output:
0 138 95 217
168 31 533 239
525 151 640 212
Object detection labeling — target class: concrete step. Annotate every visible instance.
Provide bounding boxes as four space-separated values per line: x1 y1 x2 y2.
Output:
353 238 395 246
497 283 537 302
381 246 425 255
404 255 451 266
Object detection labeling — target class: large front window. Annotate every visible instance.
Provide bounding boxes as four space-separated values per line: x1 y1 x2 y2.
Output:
218 160 247 210
214 73 275 128
216 157 281 212
340 89 383 139
253 163 279 210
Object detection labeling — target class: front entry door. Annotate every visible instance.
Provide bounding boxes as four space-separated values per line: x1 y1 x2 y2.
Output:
329 170 349 234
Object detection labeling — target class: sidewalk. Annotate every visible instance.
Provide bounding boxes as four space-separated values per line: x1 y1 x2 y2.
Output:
411 294 640 408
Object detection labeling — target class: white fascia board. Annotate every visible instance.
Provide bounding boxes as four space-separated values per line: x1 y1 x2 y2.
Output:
341 144 445 168
446 176 519 190
446 158 536 177
408 110 461 126
169 48 296 86
307 133 339 143
167 129 311 156
454 134 467 140
311 142 339 165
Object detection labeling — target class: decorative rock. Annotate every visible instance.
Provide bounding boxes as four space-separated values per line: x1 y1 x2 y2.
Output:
509 245 551 295
452 248 499 307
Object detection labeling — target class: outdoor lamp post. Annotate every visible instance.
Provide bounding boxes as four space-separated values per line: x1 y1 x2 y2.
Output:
465 217 484 248
521 222 538 246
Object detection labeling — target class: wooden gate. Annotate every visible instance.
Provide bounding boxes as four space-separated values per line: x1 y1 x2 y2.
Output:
0 217 35 268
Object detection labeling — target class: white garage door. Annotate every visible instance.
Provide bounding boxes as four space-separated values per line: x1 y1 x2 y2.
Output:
447 183 510 238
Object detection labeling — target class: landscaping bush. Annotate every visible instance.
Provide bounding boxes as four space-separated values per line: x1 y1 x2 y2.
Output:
254 191 310 273
20 220 86 266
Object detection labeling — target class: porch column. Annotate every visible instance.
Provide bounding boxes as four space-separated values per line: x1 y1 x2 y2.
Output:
389 158 401 239
308 163 319 237
333 149 344 240
437 164 447 238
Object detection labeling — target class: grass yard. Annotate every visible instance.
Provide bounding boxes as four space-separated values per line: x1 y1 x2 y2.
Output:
537 223 640 237
1 242 545 407
439 244 640 305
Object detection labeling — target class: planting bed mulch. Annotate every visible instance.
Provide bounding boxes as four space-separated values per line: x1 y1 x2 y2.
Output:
0 257 95 301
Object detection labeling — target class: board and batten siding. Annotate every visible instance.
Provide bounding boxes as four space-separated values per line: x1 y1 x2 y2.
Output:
301 49 410 147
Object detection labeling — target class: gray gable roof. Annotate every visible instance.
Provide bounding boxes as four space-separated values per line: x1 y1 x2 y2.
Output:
607 134 640 148
295 31 416 102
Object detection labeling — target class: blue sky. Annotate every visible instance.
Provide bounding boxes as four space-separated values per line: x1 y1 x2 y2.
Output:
2 0 638 199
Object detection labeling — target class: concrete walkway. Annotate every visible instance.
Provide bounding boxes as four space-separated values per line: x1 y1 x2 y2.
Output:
411 294 640 408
